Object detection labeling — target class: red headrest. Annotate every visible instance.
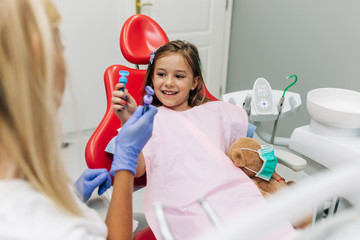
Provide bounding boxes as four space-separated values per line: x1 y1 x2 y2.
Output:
120 14 169 65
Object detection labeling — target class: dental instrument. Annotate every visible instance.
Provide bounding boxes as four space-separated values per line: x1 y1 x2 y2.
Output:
242 94 252 116
270 74 298 144
119 70 129 91
143 86 154 114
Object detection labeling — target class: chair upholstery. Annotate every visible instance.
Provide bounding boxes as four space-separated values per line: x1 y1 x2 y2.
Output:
133 228 156 240
120 14 169 64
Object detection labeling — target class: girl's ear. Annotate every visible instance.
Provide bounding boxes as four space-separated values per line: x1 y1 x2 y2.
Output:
191 76 200 90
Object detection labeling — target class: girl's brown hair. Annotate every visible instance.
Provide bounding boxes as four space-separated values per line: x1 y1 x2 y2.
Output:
142 40 212 107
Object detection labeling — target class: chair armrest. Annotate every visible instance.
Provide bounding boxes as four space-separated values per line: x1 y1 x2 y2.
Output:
274 149 307 172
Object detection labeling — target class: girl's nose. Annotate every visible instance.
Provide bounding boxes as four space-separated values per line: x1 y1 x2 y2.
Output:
164 76 175 87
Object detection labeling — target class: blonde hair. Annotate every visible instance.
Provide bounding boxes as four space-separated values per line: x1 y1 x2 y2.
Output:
143 40 212 107
0 0 81 216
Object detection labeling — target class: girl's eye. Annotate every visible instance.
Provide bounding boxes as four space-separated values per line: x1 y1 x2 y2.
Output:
157 72 165 77
176 75 184 79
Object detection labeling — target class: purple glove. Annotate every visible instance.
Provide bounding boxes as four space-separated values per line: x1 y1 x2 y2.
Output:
75 168 112 202
110 105 157 176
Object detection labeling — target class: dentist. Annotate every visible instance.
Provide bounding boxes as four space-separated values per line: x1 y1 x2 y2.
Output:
0 0 157 239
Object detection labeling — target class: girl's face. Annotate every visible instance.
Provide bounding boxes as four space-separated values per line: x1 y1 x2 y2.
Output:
152 53 199 111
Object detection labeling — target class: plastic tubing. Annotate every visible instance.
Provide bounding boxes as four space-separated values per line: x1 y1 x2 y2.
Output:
282 74 297 97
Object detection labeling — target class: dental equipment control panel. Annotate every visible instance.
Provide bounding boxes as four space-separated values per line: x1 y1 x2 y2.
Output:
252 77 274 117
222 77 302 122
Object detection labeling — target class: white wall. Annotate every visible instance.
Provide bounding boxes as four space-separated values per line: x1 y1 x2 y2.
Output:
56 0 360 136
227 0 360 137
54 0 134 134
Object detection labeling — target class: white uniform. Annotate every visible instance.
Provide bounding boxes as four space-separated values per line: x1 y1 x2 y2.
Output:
0 179 107 240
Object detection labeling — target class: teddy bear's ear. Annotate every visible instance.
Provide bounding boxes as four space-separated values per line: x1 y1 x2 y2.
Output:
228 148 246 167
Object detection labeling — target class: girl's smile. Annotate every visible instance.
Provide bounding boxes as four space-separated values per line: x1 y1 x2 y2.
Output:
162 90 177 95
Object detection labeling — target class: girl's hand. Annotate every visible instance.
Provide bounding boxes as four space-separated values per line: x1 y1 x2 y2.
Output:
112 83 137 124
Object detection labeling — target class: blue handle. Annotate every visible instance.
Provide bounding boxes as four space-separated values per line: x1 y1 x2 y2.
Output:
119 70 129 92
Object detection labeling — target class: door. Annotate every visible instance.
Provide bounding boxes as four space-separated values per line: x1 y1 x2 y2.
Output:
139 0 233 98
54 0 134 134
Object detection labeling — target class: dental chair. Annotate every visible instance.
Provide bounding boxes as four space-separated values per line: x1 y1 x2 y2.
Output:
85 14 216 240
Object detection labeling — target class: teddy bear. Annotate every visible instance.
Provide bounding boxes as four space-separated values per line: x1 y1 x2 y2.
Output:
226 137 289 198
226 137 312 229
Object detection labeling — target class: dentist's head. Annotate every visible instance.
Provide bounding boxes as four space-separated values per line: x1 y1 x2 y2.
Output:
0 0 80 215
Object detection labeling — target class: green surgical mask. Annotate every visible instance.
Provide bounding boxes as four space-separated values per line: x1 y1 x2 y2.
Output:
240 145 278 181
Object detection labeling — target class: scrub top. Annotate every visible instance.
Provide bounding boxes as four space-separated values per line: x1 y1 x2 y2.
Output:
0 179 107 240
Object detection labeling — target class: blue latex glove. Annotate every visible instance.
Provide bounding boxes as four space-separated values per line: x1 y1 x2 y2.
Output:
110 105 158 176
74 168 112 202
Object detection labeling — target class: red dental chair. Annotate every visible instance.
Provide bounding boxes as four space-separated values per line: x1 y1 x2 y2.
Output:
85 14 217 240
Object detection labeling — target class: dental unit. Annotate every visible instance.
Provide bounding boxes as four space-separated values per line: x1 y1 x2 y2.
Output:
223 75 360 196
221 76 360 239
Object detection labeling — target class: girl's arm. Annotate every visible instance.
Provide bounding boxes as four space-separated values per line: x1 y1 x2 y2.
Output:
135 152 146 178
105 170 133 240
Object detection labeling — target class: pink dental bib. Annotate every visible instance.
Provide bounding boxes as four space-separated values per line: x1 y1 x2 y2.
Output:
142 102 293 239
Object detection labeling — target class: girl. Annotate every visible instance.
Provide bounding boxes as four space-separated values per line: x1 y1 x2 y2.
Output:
0 0 157 239
111 40 294 239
